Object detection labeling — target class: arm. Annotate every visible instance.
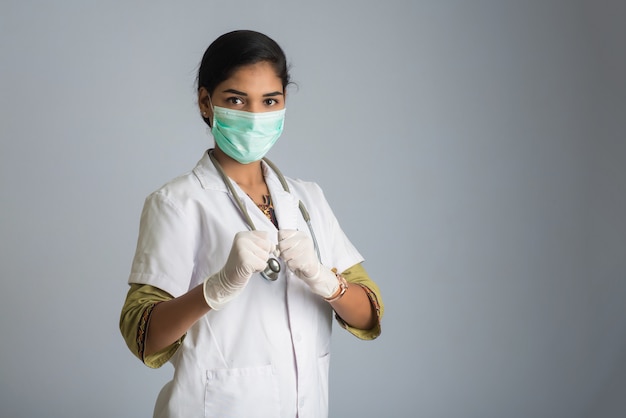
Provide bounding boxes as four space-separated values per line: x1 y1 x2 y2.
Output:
329 280 378 331
328 276 376 330
144 284 210 357
119 283 182 368
330 263 383 339
119 282 213 364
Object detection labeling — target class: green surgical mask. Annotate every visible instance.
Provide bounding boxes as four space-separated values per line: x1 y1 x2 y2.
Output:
211 106 285 164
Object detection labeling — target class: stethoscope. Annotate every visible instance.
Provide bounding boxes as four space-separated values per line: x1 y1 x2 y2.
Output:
208 149 321 281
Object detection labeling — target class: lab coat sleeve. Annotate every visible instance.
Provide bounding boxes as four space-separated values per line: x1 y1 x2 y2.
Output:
127 191 198 298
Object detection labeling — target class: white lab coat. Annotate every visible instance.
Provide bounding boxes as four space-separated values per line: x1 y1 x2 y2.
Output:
128 150 363 418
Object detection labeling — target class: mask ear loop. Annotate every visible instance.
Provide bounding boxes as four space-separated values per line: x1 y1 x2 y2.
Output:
207 94 215 127
204 93 217 138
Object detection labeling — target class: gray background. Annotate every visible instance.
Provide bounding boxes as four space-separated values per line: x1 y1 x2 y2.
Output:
1 1 624 417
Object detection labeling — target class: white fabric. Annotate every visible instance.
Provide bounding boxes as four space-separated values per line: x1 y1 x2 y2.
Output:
128 150 363 418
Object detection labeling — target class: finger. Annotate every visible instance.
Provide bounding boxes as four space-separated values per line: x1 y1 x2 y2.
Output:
247 231 274 253
277 230 304 252
278 229 298 242
242 246 271 272
280 241 309 264
250 230 270 241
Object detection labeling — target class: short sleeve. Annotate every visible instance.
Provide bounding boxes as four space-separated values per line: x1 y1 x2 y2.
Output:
128 191 198 297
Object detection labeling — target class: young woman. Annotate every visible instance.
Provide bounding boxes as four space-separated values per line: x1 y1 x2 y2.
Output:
120 30 383 418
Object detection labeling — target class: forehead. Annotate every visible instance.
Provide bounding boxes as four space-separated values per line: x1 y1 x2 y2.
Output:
218 61 283 93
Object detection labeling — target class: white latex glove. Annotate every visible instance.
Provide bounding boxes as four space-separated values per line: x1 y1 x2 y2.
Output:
203 230 273 310
277 229 339 299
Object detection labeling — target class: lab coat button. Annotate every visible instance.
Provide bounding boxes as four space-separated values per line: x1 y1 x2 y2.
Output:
294 333 302 343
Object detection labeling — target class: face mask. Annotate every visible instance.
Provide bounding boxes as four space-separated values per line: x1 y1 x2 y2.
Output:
211 106 286 164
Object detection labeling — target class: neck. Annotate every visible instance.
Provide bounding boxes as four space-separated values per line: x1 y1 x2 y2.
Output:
211 147 264 187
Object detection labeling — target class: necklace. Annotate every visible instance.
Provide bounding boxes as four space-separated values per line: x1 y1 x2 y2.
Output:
254 194 278 227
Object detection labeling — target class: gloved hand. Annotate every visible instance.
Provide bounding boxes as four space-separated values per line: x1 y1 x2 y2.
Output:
277 229 339 299
203 230 273 310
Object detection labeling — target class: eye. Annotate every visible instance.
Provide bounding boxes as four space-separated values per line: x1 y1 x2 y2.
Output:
227 97 244 105
264 98 279 106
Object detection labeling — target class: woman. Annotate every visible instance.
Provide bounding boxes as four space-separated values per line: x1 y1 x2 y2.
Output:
120 30 383 418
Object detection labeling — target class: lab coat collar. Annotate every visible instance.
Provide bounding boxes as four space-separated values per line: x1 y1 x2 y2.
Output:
192 150 229 192
192 149 287 193
192 150 301 230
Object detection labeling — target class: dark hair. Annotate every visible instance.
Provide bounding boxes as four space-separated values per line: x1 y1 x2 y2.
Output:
197 30 290 126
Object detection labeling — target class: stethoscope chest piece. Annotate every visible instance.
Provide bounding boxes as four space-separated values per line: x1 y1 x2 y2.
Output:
262 257 281 281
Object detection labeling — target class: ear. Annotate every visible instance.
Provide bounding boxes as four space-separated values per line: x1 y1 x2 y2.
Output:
198 87 213 122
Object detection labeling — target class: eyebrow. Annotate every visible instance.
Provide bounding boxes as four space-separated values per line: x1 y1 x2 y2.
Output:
222 88 283 97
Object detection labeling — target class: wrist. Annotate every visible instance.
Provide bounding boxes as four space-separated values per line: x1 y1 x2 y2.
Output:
203 270 239 310
324 270 348 303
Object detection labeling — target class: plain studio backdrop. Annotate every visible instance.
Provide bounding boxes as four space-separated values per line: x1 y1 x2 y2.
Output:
1 1 624 417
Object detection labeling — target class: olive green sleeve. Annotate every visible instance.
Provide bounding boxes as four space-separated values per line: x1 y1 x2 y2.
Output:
119 283 184 369
336 263 384 340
